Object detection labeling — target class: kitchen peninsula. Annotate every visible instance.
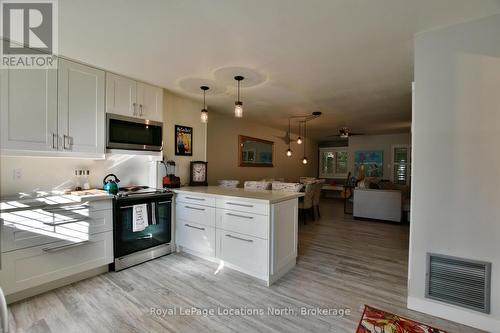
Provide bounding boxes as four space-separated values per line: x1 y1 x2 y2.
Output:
173 186 303 286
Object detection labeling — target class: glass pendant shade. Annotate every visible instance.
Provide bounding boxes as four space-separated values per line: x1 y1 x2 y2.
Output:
297 137 302 145
201 109 208 123
302 157 308 164
286 149 292 157
234 102 243 118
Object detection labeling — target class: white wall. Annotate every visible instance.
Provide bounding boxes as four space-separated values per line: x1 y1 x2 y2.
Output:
409 14 500 332
348 133 411 179
162 90 207 185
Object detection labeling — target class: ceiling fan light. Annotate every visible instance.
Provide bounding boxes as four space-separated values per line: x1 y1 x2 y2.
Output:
234 101 243 118
302 157 308 165
297 137 303 145
286 148 292 157
200 109 208 123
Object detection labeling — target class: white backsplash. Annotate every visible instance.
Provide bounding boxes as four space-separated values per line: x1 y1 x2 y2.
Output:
0 154 162 196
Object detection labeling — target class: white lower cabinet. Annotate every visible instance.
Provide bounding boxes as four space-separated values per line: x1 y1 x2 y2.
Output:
176 203 216 228
0 231 113 295
174 191 298 285
216 230 268 278
216 209 268 239
1 205 113 253
176 220 215 257
0 199 114 296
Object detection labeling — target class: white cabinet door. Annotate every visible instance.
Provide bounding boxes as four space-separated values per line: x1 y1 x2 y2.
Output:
216 230 268 277
0 231 113 295
137 82 163 121
176 220 215 257
0 67 58 151
106 72 137 117
58 59 105 153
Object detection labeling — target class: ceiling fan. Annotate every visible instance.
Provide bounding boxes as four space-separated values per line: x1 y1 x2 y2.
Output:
328 127 364 139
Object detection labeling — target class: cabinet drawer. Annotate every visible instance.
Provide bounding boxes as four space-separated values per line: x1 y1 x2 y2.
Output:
176 194 215 208
1 209 113 252
89 199 112 212
216 198 269 216
176 220 215 257
216 209 268 239
0 231 113 295
216 230 268 277
176 204 215 228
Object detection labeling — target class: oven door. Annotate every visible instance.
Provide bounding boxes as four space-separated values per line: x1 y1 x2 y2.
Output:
107 113 163 151
114 195 172 258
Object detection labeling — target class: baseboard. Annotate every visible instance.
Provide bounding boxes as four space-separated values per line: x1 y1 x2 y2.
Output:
6 266 108 304
407 296 500 333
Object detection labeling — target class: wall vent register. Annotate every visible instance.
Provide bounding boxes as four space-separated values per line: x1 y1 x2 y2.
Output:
426 253 491 313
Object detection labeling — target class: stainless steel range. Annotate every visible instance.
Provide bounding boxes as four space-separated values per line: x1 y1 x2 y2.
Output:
111 186 173 271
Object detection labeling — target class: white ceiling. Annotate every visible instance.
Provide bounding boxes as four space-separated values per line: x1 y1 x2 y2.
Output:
59 0 500 140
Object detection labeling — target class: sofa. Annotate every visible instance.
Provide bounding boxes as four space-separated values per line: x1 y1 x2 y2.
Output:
353 188 402 223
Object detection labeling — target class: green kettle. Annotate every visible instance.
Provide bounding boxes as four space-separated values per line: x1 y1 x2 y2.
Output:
103 174 120 194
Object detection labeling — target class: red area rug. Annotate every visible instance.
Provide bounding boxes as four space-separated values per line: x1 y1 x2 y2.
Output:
356 305 447 333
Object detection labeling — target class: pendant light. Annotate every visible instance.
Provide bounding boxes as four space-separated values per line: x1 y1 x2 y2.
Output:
286 118 292 157
200 86 209 123
302 121 308 164
234 75 244 118
297 122 303 144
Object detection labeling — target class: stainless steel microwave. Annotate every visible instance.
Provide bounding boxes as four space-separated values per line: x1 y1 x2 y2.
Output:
106 113 163 151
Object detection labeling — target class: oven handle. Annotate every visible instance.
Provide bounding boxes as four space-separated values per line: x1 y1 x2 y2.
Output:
118 200 171 210
151 202 156 225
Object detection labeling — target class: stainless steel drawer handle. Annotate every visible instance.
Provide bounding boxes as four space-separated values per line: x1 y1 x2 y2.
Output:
226 234 253 243
226 213 253 219
42 240 91 252
226 202 253 208
185 197 205 201
63 134 70 150
185 205 205 211
52 133 57 149
185 223 205 231
158 201 172 204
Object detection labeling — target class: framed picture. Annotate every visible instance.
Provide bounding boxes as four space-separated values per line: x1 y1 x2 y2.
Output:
175 125 193 156
354 150 384 178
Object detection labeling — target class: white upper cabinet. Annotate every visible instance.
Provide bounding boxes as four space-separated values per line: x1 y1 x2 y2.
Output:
0 67 58 151
105 72 137 117
106 73 163 122
137 82 163 122
58 59 105 154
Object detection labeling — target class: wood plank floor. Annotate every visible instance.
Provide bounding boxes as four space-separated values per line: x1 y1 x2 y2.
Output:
7 198 484 333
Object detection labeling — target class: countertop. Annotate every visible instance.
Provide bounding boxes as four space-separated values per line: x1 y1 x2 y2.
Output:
172 186 304 204
0 190 113 213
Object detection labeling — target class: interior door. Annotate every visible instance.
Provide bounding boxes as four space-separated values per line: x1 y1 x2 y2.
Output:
106 72 137 117
137 82 163 121
0 67 58 151
58 59 105 153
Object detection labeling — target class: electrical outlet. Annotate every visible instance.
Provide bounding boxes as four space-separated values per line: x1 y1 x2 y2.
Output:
13 168 22 180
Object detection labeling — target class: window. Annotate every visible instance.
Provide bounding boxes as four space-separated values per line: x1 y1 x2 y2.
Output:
319 147 348 178
392 145 411 185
